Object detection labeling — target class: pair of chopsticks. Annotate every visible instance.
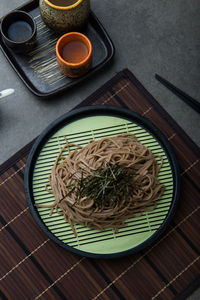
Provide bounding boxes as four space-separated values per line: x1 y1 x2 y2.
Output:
155 74 200 114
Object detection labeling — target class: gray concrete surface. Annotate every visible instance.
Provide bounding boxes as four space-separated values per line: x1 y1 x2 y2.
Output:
0 0 199 298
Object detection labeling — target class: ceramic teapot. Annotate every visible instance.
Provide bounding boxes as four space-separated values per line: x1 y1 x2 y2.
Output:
39 0 90 33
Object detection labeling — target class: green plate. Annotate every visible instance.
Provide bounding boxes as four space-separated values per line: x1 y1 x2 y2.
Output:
25 106 180 258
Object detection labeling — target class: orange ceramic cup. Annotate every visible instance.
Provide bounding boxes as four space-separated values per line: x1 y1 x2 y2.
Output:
56 32 92 78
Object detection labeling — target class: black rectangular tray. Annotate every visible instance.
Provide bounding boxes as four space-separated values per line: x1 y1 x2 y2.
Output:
0 0 115 97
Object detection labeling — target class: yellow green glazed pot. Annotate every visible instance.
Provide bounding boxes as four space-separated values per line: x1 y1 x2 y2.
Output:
39 0 90 33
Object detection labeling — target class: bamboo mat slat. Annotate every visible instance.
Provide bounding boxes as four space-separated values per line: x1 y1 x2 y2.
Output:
0 69 199 300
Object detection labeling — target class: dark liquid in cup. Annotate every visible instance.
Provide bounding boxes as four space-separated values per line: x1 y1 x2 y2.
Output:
62 40 89 63
49 0 78 6
7 21 32 42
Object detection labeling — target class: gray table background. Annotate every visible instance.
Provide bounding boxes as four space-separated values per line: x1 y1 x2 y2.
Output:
0 0 199 298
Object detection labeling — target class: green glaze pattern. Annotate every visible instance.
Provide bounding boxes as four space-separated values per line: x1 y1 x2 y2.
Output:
39 0 90 33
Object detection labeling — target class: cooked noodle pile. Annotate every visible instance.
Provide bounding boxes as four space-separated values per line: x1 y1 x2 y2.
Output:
40 133 165 235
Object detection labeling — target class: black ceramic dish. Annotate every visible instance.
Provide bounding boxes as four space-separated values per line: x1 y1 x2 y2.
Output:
0 10 37 54
24 106 180 259
0 0 115 97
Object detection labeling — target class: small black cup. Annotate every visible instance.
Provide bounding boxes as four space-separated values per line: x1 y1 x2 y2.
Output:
0 10 37 54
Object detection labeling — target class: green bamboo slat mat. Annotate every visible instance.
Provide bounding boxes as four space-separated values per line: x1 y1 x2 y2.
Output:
31 115 174 255
0 69 199 300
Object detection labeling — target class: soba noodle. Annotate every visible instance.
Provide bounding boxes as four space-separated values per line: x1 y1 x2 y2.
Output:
39 133 165 235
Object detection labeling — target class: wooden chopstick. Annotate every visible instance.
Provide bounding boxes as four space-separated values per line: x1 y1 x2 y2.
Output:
155 74 200 114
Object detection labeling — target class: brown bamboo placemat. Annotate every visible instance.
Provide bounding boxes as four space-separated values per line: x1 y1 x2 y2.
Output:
0 69 199 300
